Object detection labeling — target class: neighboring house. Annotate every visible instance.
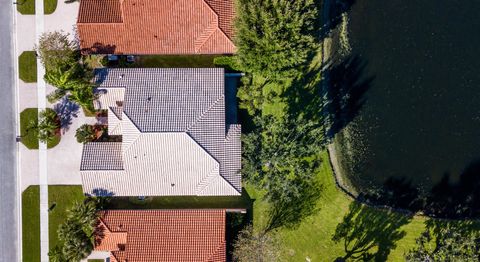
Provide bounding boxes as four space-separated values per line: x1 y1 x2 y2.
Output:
80 68 241 196
93 209 227 262
77 0 236 55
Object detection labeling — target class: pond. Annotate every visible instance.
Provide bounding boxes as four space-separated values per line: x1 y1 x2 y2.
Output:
334 0 480 194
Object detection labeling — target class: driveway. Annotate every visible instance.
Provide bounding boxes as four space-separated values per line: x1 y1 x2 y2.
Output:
0 0 18 261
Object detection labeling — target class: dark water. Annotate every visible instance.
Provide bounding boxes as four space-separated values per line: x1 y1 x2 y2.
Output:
336 0 480 192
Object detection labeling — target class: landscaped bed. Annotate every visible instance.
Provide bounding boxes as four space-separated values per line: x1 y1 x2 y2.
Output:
16 0 57 15
18 51 37 83
128 55 221 68
20 108 61 149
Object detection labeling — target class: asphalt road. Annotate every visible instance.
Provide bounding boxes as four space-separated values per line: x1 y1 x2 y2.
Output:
0 0 18 261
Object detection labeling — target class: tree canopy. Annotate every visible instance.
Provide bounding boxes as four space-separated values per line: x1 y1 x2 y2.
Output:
232 225 279 262
235 0 320 79
405 222 480 262
243 115 325 202
36 31 78 72
38 31 96 111
49 198 100 262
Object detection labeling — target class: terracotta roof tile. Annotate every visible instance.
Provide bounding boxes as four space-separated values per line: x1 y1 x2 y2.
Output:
94 209 226 262
77 0 236 55
77 0 123 23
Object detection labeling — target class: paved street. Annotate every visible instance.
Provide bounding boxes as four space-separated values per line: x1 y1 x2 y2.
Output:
0 0 18 261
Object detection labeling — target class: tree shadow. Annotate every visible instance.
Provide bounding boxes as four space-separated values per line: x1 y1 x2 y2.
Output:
53 97 80 134
360 177 425 212
362 159 480 219
265 177 323 233
326 55 374 138
424 159 480 219
285 54 373 139
318 0 358 40
332 202 411 261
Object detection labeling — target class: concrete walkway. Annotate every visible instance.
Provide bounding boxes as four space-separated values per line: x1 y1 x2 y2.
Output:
34 0 49 261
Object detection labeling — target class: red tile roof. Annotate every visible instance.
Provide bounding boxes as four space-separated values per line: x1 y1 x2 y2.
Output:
77 0 236 55
94 209 227 262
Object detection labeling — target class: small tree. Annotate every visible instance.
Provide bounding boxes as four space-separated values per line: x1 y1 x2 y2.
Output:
28 109 60 143
75 124 96 144
36 31 78 72
233 225 279 262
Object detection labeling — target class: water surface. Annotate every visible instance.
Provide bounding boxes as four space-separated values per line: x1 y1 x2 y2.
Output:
336 0 480 192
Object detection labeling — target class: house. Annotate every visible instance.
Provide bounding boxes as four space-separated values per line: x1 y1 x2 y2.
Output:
80 68 241 196
92 209 227 262
77 0 236 55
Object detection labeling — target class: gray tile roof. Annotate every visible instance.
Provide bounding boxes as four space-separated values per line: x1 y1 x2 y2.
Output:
82 68 242 196
81 142 123 170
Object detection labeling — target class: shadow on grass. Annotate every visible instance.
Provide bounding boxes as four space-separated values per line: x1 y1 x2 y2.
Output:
332 202 411 261
104 188 254 212
265 177 323 233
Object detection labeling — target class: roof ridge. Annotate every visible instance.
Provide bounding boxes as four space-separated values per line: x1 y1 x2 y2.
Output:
186 94 224 133
194 20 218 52
195 165 220 194
121 112 141 153
207 240 227 262
202 0 234 41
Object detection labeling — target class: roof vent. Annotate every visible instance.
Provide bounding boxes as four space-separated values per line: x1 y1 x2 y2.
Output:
147 97 152 102
119 74 124 79
171 183 175 187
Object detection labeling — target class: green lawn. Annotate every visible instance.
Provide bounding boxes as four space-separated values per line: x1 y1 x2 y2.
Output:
22 186 84 261
48 186 85 248
246 151 442 261
16 0 57 15
18 51 37 83
20 108 61 149
22 186 40 262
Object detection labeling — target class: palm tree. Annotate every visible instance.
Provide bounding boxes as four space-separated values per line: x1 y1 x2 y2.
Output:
68 83 96 111
48 245 67 262
27 109 60 144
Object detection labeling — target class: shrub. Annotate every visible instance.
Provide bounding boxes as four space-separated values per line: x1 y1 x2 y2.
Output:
75 124 96 144
49 199 100 262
